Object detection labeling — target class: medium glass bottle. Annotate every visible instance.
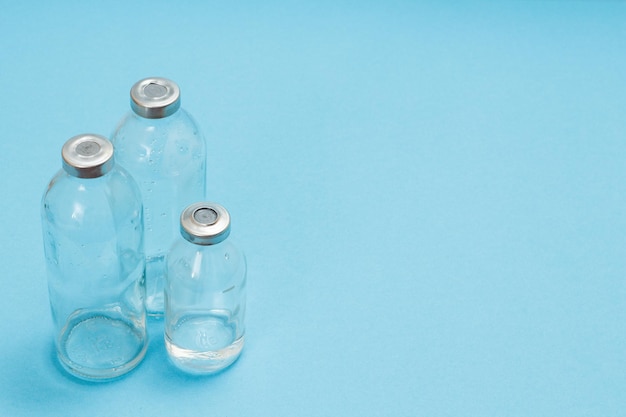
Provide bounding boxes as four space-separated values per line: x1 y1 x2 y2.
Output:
165 202 247 374
111 77 207 316
41 134 147 381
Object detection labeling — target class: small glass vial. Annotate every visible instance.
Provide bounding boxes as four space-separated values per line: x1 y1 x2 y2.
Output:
111 77 207 316
165 202 247 374
41 134 147 381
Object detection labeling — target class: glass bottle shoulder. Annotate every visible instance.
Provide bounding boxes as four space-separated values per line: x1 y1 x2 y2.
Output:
168 239 246 284
112 108 205 147
41 166 142 226
111 109 206 175
170 239 244 262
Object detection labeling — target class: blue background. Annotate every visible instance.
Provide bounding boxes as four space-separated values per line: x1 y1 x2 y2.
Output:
1 1 625 416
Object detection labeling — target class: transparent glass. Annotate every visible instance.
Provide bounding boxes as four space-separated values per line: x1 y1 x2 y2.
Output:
111 109 206 316
165 238 246 374
41 166 147 381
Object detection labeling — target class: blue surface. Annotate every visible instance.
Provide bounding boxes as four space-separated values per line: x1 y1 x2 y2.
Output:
1 1 626 416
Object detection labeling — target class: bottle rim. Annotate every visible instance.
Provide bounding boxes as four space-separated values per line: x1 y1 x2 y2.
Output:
180 202 231 245
61 134 114 178
130 77 181 119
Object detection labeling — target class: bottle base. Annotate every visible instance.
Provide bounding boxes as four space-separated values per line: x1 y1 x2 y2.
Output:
165 335 244 375
57 309 147 381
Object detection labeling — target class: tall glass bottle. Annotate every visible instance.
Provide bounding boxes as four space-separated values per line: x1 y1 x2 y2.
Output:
41 134 147 381
111 77 207 316
165 202 247 374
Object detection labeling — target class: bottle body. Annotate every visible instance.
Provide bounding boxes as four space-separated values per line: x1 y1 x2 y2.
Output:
111 109 206 316
165 238 246 374
42 166 147 381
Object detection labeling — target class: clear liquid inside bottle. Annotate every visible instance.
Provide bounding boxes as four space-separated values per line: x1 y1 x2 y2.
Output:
165 310 244 374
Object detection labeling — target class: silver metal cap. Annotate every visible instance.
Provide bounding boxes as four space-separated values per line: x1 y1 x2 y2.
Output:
62 134 114 178
130 77 181 119
180 202 231 245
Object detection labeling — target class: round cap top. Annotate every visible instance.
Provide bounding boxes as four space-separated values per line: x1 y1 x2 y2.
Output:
130 77 181 119
62 134 114 178
180 202 231 245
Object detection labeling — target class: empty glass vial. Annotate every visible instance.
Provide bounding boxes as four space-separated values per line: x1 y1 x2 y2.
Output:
111 77 207 316
165 202 246 374
41 134 147 381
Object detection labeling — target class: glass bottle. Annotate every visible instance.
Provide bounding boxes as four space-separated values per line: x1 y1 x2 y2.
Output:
165 202 247 374
41 134 147 381
111 77 207 316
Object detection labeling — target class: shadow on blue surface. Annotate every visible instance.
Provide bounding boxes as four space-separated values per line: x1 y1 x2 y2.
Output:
1 340 86 414
1 320 245 416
